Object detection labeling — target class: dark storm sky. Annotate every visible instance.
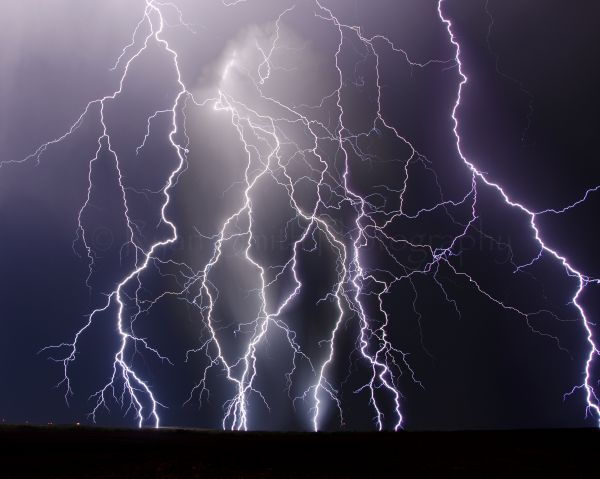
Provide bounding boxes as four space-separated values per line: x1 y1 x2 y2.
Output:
0 0 599 430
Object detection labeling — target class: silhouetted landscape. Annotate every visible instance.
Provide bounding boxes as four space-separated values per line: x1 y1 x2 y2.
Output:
0 425 596 477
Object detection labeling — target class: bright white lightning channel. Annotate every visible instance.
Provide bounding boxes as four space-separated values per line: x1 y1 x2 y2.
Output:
4 0 598 430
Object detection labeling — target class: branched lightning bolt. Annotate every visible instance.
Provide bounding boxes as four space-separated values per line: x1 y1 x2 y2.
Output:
11 0 206 427
5 0 598 430
437 0 600 425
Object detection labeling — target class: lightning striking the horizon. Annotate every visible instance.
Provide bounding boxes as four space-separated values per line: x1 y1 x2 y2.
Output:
2 0 598 430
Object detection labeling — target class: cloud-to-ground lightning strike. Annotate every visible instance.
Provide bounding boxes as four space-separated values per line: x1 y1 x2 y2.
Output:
4 0 598 430
437 0 600 425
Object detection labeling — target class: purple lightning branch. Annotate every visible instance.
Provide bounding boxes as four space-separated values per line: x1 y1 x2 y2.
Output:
3 0 598 430
437 0 600 425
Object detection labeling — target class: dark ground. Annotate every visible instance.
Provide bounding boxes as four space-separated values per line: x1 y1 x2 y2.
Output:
0 425 597 477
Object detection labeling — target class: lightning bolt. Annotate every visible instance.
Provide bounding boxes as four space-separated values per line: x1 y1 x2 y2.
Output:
4 0 598 430
437 0 600 425
12 0 203 427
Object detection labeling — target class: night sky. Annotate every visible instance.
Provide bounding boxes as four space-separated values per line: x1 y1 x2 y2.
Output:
0 0 599 431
